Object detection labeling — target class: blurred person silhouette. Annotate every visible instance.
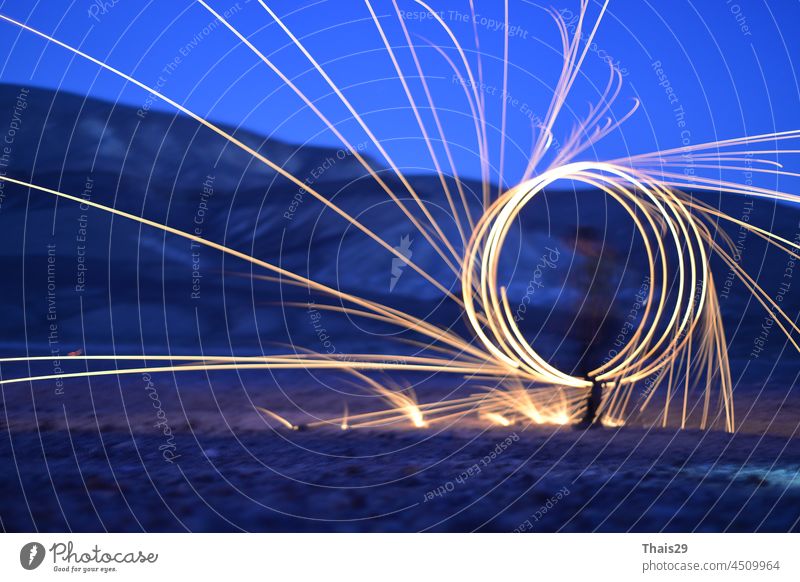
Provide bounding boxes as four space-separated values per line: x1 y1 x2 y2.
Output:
568 226 623 429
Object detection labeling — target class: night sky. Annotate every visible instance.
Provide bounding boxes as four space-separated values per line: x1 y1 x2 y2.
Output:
1 0 799 188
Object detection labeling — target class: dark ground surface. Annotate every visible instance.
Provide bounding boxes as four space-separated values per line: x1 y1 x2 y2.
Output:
1 380 799 532
2 426 799 532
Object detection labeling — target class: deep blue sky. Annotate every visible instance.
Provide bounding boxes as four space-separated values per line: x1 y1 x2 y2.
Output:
1 0 799 187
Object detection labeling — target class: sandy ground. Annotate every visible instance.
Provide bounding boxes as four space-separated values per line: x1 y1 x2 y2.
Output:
1 371 799 532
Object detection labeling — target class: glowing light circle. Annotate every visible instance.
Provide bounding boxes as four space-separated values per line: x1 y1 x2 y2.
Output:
462 162 710 390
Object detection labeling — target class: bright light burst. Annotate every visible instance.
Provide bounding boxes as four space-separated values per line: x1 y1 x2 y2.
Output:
0 1 798 434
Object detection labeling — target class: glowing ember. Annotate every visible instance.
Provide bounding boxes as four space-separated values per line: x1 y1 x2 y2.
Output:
482 413 513 427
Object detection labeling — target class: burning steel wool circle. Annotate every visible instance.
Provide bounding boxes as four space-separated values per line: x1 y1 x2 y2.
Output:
462 162 733 430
